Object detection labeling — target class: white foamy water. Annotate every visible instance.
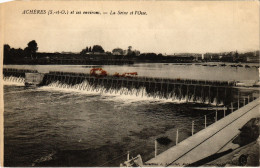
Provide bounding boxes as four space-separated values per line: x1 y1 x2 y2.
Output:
3 75 221 105
38 81 177 104
38 81 221 105
3 76 25 86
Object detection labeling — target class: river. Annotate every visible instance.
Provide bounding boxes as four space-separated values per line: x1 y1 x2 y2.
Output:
3 63 259 166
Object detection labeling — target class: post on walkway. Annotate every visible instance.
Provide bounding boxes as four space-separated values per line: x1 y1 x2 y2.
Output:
215 110 218 122
192 121 194 135
127 151 130 161
243 98 246 106
204 115 207 128
176 129 179 145
237 91 240 108
154 140 157 157
224 106 226 117
231 102 233 113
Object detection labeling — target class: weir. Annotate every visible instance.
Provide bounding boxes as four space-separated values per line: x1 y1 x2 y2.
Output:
3 68 238 105
3 68 38 84
3 68 38 78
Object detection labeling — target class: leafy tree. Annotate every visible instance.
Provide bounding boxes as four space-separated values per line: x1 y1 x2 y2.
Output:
158 53 163 57
89 46 92 52
126 46 139 57
80 49 86 55
92 45 104 53
139 53 158 60
134 50 141 56
127 46 132 56
4 44 10 55
28 40 38 52
25 40 38 59
128 46 132 52
80 46 92 55
6 47 25 64
24 47 30 57
106 51 112 56
112 48 124 55
3 44 11 64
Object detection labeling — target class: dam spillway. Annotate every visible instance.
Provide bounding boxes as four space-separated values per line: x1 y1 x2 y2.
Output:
3 68 237 105
3 68 38 77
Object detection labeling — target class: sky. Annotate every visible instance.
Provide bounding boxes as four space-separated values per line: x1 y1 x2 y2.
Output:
1 1 259 54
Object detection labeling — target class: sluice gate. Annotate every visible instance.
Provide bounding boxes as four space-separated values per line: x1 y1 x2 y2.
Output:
3 68 237 105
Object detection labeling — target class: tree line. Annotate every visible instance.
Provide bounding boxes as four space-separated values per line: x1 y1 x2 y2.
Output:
3 40 201 64
4 40 38 64
80 45 105 55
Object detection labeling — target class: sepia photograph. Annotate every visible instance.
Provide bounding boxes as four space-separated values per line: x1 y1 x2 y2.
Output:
0 0 259 167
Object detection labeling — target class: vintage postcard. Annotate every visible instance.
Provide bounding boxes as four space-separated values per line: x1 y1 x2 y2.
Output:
0 0 259 167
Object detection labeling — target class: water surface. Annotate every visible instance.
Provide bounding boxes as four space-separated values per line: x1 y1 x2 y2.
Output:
4 63 258 166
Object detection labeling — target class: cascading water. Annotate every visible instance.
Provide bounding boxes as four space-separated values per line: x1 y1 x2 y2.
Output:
42 79 224 105
2 68 234 105
3 76 25 86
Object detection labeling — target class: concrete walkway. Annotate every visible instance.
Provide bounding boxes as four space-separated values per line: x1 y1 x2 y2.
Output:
146 98 260 167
